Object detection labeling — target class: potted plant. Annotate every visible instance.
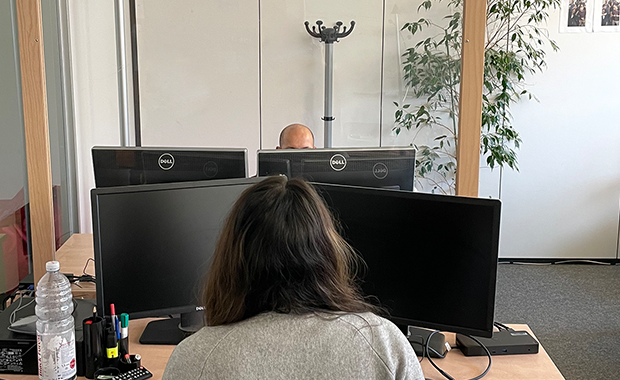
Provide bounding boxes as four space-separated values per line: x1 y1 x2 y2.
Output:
394 0 560 194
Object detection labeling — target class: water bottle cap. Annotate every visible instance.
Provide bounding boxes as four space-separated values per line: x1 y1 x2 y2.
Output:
46 261 60 272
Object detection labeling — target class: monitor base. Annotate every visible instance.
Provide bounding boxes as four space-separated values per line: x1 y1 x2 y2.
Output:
405 326 447 358
139 318 188 345
139 311 205 345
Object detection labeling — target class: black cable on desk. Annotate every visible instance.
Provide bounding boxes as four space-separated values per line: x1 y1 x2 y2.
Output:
425 330 492 380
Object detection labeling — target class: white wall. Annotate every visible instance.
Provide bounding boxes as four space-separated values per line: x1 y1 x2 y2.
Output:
68 0 620 260
490 8 620 259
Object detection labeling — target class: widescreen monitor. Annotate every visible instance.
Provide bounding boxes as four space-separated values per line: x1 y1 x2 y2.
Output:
91 177 263 344
258 147 415 191
314 183 501 338
92 146 248 188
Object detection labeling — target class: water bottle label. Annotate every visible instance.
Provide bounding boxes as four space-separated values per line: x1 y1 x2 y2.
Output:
37 331 76 380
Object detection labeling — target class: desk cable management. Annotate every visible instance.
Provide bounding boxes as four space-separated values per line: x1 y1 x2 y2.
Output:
422 330 493 380
66 258 96 288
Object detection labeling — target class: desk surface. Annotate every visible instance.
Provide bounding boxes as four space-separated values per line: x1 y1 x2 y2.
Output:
5 234 564 380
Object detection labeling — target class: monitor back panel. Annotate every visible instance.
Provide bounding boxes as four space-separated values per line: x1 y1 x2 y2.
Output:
314 183 501 337
258 148 415 191
93 147 247 187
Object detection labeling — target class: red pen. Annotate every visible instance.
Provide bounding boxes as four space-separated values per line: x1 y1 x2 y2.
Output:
110 304 117 336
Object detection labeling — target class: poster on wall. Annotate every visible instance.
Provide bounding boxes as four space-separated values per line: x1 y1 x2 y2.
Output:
593 0 620 31
560 0 594 32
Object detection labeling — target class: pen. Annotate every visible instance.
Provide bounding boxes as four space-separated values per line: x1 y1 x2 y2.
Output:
110 304 117 337
120 313 129 339
119 313 129 357
116 317 121 340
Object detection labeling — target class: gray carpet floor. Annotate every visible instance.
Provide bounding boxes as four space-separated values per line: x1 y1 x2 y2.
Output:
494 263 620 380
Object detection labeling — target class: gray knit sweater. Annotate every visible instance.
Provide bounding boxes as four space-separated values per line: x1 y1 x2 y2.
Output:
163 312 424 380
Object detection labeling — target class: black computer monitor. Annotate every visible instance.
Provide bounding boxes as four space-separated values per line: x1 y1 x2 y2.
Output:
91 177 263 344
257 147 415 191
314 183 501 338
92 146 248 188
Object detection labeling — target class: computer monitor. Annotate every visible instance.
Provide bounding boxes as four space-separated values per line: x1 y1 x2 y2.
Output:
314 183 501 338
257 147 415 191
92 146 248 188
91 177 263 344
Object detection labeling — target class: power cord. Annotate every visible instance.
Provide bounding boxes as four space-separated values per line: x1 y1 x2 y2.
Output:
493 321 513 331
425 330 492 380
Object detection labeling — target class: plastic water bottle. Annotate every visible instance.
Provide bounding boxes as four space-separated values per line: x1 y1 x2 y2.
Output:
35 261 77 380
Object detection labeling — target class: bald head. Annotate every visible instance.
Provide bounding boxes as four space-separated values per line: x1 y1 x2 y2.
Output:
277 124 315 149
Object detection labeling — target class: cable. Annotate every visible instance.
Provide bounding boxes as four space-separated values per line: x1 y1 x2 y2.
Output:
425 330 492 380
493 322 513 331
83 258 96 276
9 290 35 325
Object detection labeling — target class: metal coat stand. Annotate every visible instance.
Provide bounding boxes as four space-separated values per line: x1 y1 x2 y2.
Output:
304 20 355 148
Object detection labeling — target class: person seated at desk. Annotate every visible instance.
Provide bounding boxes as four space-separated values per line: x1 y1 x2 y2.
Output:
277 123 316 149
163 177 423 380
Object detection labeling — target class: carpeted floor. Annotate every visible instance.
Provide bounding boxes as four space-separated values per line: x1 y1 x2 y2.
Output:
494 263 620 380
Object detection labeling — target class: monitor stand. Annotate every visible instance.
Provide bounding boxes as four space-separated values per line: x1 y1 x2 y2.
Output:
139 310 205 345
398 325 447 358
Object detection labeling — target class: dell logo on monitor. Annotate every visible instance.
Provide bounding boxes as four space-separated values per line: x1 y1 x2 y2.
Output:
158 153 175 170
330 154 347 171
203 161 219 178
373 162 388 179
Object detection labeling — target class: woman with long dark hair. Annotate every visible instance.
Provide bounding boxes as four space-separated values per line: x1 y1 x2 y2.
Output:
163 176 423 379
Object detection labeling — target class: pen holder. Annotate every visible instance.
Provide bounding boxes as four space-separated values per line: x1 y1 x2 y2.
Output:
83 316 106 379
119 336 129 357
117 354 142 373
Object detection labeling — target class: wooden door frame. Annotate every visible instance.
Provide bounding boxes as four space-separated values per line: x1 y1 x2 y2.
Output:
456 0 487 197
16 0 55 283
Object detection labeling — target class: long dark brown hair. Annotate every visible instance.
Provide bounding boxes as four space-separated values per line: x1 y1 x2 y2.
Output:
204 176 378 326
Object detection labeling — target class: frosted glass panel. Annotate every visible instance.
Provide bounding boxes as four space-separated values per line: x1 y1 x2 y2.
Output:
382 0 462 194
135 0 261 174
260 0 384 149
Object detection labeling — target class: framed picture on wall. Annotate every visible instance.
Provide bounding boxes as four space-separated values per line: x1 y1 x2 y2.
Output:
560 0 594 32
593 0 620 31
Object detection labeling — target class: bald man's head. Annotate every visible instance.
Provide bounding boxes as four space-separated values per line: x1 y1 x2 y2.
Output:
277 124 315 149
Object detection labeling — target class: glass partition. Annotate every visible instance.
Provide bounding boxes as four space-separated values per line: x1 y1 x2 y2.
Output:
132 0 466 189
0 0 78 291
0 0 31 290
382 0 462 194
41 0 79 248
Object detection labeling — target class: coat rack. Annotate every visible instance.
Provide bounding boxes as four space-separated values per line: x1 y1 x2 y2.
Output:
304 20 355 148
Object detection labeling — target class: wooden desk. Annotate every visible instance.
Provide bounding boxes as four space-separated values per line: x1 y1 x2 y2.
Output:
19 234 564 380
420 325 564 380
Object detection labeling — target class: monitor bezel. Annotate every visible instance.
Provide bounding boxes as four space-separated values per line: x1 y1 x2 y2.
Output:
311 182 501 338
91 176 264 319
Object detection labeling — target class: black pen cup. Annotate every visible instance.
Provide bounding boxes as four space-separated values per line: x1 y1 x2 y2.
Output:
119 336 129 358
83 316 106 379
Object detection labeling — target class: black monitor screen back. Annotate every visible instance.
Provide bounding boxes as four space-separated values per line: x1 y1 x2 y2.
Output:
258 148 415 191
93 147 248 187
314 184 501 337
91 177 262 319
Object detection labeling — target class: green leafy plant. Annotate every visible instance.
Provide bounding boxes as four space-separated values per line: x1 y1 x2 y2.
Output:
394 0 559 194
